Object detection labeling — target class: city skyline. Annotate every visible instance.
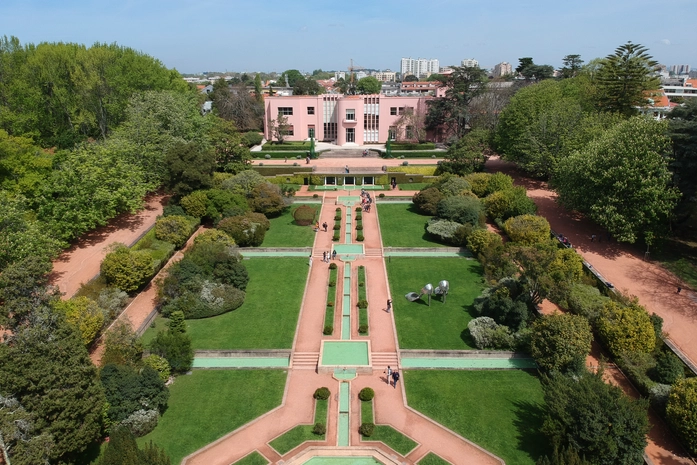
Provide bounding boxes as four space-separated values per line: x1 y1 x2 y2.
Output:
0 0 694 74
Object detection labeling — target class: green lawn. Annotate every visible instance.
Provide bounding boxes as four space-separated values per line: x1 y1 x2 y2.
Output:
418 453 451 465
262 204 319 247
186 258 307 349
138 370 286 465
232 451 268 465
399 183 432 191
378 203 445 247
405 370 547 465
654 237 697 290
360 399 418 456
268 398 328 454
386 258 484 349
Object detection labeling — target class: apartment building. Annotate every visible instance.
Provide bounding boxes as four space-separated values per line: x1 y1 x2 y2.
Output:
493 62 512 77
264 94 431 146
461 58 479 68
400 57 439 79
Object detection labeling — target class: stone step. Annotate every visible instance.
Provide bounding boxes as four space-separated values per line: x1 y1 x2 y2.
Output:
291 352 320 369
365 249 382 257
372 352 400 367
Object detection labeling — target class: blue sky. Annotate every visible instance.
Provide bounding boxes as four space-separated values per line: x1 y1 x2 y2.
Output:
1 0 694 74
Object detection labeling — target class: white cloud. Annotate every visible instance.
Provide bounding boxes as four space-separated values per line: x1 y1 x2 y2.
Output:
660 38 671 45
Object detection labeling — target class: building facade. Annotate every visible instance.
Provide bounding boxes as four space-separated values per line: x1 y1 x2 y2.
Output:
662 79 697 100
461 58 479 68
373 71 397 82
264 94 431 146
400 57 439 79
670 64 691 75
493 62 512 77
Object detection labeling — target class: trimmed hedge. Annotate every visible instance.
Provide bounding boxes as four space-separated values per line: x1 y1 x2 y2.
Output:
391 142 436 150
382 150 445 158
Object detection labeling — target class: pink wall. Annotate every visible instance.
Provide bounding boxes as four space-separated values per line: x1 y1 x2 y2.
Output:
265 94 432 146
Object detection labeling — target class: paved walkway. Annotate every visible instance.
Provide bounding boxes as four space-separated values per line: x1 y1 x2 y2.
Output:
182 192 501 465
486 156 697 373
50 194 167 298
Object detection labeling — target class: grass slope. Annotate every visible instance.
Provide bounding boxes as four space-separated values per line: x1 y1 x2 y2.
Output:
378 203 445 248
268 398 328 454
405 370 547 465
186 258 307 349
386 257 484 349
138 370 286 465
262 204 318 247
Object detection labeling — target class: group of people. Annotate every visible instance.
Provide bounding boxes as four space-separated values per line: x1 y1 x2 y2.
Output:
314 221 328 232
360 190 373 212
384 365 400 388
321 250 336 262
556 233 572 248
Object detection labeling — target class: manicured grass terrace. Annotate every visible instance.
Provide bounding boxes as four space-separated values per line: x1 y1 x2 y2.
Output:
378 203 445 248
386 257 484 349
138 370 286 465
405 370 547 465
268 397 328 454
360 399 418 456
262 203 318 247
185 257 307 349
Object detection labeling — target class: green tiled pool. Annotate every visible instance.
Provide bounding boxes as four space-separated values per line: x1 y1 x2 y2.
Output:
333 244 364 255
302 456 383 464
321 341 370 366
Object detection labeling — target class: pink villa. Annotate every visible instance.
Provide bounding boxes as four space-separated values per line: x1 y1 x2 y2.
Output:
264 94 433 146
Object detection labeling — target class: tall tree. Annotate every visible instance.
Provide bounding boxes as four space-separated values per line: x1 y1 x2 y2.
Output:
425 65 488 139
163 141 215 197
0 308 106 463
666 98 697 223
278 69 303 87
210 80 264 131
560 54 584 79
596 42 660 116
356 76 381 95
292 77 324 96
0 395 53 465
253 74 263 102
516 57 554 81
553 116 679 244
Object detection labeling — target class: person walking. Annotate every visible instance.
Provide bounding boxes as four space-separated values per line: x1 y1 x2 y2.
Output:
326 250 331 263
385 366 392 385
332 250 337 260
386 299 392 313
392 370 400 389
308 255 313 267
323 251 327 262
322 222 328 232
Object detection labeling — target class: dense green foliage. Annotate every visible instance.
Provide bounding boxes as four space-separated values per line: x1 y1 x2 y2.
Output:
541 371 649 465
53 295 105 345
0 309 106 463
100 364 169 427
666 378 697 455
0 37 188 148
101 243 156 293
158 241 248 319
597 300 657 356
503 215 551 245
218 212 270 247
154 215 196 248
553 117 679 244
531 314 592 373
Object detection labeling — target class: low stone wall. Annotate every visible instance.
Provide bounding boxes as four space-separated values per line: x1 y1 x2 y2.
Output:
400 350 527 359
194 349 292 358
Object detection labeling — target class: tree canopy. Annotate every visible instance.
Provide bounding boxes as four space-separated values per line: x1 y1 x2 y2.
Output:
596 42 660 116
552 116 679 244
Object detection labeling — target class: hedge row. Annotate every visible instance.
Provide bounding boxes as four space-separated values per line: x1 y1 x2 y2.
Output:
260 142 315 151
386 166 438 175
390 142 436 150
382 150 445 158
253 165 313 175
324 264 338 335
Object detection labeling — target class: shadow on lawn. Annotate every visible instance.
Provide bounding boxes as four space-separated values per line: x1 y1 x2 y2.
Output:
512 399 549 462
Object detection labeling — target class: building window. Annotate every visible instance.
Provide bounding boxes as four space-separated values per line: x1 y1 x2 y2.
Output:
363 176 374 185
278 107 293 115
388 126 396 141
307 106 315 115
406 126 414 139
346 128 355 143
325 176 336 186
308 126 315 139
390 107 397 115
346 109 355 121
344 176 355 186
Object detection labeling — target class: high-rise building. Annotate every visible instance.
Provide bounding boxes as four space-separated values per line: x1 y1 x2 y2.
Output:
461 58 479 68
493 62 512 77
373 71 396 82
400 57 439 79
670 64 691 75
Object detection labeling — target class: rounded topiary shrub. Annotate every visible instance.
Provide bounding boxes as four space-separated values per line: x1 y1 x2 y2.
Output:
327 301 334 307
355 207 362 212
328 280 336 287
359 387 375 401
356 224 363 231
265 154 271 159
357 299 368 309
217 212 270 247
329 262 337 270
333 224 341 231
323 325 333 335
293 205 317 226
356 213 362 220
379 193 385 198
336 207 341 212
313 193 319 198
314 387 331 400
358 324 368 334
334 214 341 221
359 422 375 437
155 215 194 248
356 234 365 242
312 422 327 436
332 233 340 241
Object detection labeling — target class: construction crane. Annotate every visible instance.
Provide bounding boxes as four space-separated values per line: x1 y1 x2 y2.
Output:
346 59 365 95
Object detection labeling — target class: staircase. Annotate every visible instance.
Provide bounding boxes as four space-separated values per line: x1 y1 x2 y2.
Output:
364 248 382 258
372 352 400 370
291 351 320 370
319 149 380 158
